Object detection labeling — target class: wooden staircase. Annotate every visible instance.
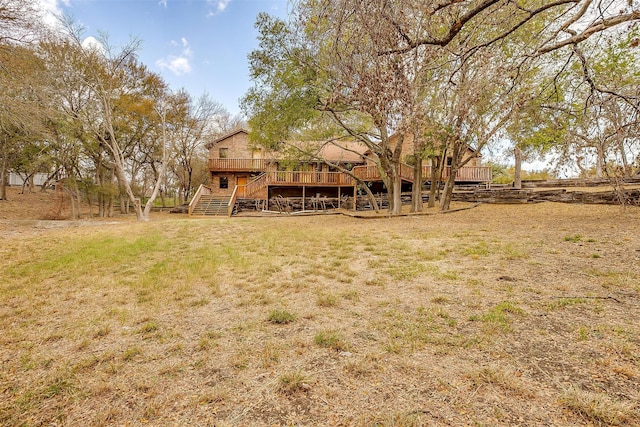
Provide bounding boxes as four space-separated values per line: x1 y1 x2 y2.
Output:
190 195 236 216
244 173 268 199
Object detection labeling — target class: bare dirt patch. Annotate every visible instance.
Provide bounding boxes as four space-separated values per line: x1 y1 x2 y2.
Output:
1 190 639 426
0 187 138 239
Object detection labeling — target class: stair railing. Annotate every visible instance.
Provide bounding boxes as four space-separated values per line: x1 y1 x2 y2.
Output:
188 184 211 216
227 185 239 217
244 173 267 198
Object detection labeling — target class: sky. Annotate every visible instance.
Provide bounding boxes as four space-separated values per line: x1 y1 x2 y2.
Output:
40 0 289 115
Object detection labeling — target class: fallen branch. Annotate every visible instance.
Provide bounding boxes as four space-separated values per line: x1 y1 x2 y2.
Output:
552 295 621 303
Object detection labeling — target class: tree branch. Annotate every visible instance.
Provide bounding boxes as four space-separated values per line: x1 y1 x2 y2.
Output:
537 11 640 55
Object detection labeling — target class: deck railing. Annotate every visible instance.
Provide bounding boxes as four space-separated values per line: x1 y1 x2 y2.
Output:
352 163 415 182
400 163 414 181
422 166 492 182
208 158 270 171
265 171 355 186
352 165 381 181
352 164 492 182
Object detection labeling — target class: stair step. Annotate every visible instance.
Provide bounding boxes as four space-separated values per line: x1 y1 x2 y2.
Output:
191 195 234 216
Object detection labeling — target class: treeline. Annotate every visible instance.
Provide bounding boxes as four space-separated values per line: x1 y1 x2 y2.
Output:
0 0 241 220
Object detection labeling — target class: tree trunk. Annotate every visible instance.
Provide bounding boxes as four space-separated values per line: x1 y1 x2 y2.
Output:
113 159 143 220
0 145 7 201
387 168 402 215
360 182 380 213
120 192 127 214
439 169 457 211
143 164 168 220
428 157 439 208
439 144 459 211
411 155 423 212
20 174 27 194
66 178 81 220
618 139 630 177
514 146 522 189
595 141 605 178
97 166 104 218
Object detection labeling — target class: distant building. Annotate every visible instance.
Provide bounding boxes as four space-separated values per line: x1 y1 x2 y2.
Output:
8 172 49 187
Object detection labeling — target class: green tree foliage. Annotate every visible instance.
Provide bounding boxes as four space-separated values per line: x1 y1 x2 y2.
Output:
243 0 640 213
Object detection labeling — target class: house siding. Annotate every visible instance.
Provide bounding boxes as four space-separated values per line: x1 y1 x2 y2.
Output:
209 132 259 160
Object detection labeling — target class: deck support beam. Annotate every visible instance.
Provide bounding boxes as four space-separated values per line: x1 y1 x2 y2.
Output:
354 185 357 211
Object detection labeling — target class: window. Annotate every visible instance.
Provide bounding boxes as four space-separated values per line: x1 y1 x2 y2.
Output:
219 177 228 189
446 157 453 166
219 148 229 159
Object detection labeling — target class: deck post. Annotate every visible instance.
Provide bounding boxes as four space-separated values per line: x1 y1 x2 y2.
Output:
302 186 305 211
338 187 341 209
354 185 357 211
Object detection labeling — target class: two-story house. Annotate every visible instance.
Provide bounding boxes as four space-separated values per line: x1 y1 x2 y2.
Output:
190 128 492 215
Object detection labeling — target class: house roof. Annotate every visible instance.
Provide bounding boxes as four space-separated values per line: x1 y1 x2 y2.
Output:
318 141 368 163
279 140 368 164
384 132 481 156
204 127 249 150
206 127 368 164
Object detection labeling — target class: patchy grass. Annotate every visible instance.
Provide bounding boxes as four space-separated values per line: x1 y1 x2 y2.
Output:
314 330 350 351
267 309 296 324
0 200 639 426
560 386 637 426
470 301 525 332
276 370 312 395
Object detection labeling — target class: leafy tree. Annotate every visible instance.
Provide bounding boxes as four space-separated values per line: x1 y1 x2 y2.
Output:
0 44 49 200
244 4 439 214
48 22 172 221
244 0 639 213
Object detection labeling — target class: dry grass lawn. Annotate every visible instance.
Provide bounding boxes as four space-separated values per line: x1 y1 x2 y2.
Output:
1 188 639 426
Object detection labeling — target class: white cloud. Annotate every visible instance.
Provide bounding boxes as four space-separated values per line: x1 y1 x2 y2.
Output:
206 0 232 17
156 37 193 76
156 56 192 75
37 0 71 28
82 36 105 54
159 0 168 7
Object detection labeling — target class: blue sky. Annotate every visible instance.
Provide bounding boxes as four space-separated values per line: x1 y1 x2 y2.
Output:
42 0 289 115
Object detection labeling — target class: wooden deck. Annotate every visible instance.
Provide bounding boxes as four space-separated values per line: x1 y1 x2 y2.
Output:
350 164 492 183
210 160 492 199
352 164 415 182
208 158 271 172
265 171 355 186
423 166 492 182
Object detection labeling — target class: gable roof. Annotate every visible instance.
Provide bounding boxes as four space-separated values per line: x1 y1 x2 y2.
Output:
386 132 481 156
318 141 369 163
206 128 368 164
204 128 249 150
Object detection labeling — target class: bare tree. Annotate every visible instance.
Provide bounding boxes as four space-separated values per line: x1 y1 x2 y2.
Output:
171 91 229 203
0 0 41 46
55 22 165 221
